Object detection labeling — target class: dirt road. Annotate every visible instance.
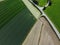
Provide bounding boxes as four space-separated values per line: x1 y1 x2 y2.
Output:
0 0 4 2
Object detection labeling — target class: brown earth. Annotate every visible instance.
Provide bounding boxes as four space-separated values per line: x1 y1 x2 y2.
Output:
22 17 60 45
39 17 60 45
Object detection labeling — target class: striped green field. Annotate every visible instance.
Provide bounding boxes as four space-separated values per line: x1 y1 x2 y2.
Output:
0 0 36 45
39 0 60 33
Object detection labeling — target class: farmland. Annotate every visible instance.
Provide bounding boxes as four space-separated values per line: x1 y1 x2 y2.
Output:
0 0 36 45
38 0 60 33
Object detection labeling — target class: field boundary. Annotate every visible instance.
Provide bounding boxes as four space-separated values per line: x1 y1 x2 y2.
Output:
29 0 60 39
22 0 41 19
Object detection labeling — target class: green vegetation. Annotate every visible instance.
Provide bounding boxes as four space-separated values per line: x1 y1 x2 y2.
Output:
38 0 47 6
0 0 36 45
44 0 60 33
38 0 60 33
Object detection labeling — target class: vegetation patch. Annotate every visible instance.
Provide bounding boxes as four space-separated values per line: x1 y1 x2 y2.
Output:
0 0 36 45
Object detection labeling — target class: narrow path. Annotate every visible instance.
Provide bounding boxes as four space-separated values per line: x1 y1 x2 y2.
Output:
0 0 4 2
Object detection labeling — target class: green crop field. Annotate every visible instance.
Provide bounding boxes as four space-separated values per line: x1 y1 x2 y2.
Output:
0 0 36 45
38 0 47 6
39 0 60 33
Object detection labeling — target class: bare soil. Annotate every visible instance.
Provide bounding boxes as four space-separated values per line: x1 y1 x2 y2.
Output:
22 17 60 45
39 17 60 45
